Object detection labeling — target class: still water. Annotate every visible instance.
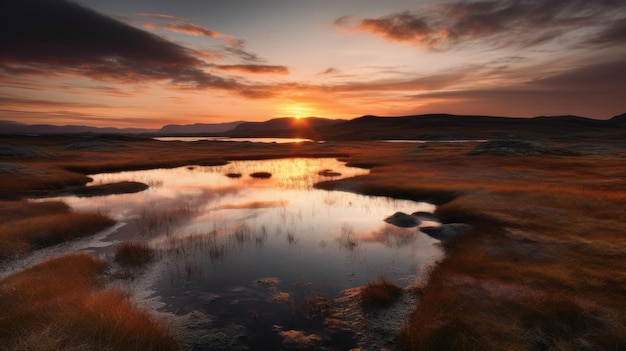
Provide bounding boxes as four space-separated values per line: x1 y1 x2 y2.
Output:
57 158 443 350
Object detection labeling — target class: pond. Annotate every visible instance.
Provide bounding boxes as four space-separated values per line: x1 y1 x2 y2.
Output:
52 158 443 350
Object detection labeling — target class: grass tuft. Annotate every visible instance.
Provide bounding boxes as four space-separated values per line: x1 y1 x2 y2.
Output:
360 279 403 308
115 241 154 267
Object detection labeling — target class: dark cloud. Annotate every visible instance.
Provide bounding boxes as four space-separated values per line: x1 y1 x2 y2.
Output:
354 11 441 46
409 58 626 118
214 65 290 75
336 0 625 49
0 96 109 109
330 71 467 93
0 0 269 95
587 16 626 45
319 67 340 75
222 38 263 63
135 13 180 20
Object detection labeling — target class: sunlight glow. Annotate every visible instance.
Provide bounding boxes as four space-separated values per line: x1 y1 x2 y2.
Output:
278 102 318 119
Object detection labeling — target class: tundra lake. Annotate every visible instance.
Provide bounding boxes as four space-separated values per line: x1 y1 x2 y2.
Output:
48 158 443 350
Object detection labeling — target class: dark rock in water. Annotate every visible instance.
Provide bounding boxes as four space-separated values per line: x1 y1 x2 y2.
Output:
318 169 342 177
469 140 580 156
384 212 420 227
250 172 272 179
421 223 472 240
411 211 439 222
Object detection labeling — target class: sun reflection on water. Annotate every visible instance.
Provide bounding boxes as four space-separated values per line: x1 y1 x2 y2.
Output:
51 158 443 350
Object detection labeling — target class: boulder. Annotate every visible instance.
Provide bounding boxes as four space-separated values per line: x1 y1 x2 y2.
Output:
250 172 272 179
421 223 472 240
384 212 420 228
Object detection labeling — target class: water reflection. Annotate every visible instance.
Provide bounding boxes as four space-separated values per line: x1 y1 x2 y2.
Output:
55 158 443 350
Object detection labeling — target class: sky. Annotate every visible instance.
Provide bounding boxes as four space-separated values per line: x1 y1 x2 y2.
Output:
1 0 625 128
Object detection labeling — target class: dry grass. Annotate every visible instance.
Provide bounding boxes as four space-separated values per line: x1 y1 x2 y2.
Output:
0 202 115 259
0 253 179 351
115 241 154 267
360 279 403 308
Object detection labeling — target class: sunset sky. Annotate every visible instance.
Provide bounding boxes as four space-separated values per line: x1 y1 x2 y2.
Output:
1 0 625 128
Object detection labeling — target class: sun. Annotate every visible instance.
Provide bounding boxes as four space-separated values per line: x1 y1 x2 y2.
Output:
278 103 317 119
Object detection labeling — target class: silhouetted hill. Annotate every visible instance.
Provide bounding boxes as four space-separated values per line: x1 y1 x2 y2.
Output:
159 121 244 135
2 112 623 140
609 113 626 127
225 117 345 137
0 121 156 135
314 113 625 140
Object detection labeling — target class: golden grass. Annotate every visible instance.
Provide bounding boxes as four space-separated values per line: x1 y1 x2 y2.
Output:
0 206 115 259
360 279 403 308
0 253 179 351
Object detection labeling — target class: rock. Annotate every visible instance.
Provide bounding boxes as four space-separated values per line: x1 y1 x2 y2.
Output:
384 212 420 228
250 172 272 179
318 169 342 177
421 223 472 240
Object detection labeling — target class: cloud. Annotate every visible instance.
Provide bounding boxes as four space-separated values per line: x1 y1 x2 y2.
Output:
0 0 272 97
163 22 224 38
319 67 340 75
0 96 110 109
139 18 261 63
336 0 625 49
135 13 181 20
408 58 626 118
214 65 290 75
222 37 263 63
587 16 626 46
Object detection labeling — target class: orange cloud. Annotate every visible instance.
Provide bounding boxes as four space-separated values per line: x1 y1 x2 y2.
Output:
214 65 290 75
163 22 224 38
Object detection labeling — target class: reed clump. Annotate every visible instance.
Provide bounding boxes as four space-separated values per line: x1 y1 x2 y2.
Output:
360 279 402 308
115 241 154 267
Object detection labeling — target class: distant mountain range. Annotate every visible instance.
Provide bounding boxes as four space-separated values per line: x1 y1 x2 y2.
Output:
1 113 624 140
0 120 158 135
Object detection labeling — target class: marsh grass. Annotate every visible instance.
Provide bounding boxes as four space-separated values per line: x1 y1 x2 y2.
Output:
0 254 179 351
115 241 154 267
360 279 402 308
0 202 115 259
3 135 626 350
